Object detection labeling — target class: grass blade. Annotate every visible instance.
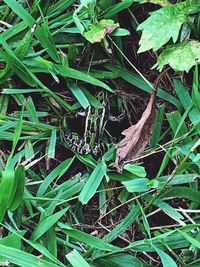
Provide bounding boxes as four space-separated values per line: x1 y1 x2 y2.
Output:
31 207 69 241
79 162 106 204
66 249 91 267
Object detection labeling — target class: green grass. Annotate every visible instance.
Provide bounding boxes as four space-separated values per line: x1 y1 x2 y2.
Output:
0 1 200 267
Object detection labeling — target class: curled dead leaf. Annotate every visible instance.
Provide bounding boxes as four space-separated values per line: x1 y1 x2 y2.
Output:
116 68 169 172
116 90 156 172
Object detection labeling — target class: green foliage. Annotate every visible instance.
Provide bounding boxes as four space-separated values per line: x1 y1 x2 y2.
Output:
138 0 200 71
0 0 199 267
154 40 200 72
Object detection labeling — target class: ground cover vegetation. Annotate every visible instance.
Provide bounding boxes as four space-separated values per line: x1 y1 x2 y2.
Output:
0 0 200 266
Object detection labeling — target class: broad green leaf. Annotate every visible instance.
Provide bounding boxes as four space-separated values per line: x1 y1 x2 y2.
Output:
123 164 146 177
157 174 199 185
2 224 63 266
138 1 200 52
44 173 84 201
154 41 200 72
122 178 151 193
155 201 184 222
47 0 74 16
173 79 192 110
10 108 23 157
166 111 189 138
0 95 9 115
3 0 34 25
44 227 57 258
0 233 21 249
2 89 43 94
127 225 199 252
0 232 23 267
79 162 106 204
111 28 130 36
154 246 178 267
66 249 91 267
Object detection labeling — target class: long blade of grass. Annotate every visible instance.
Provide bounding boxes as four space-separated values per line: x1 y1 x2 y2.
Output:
0 244 60 267
8 165 25 211
79 162 106 204
37 157 75 196
31 207 69 241
58 222 120 252
0 169 15 222
66 249 91 267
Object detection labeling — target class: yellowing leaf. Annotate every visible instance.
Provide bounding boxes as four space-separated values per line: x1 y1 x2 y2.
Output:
139 0 169 6
84 19 119 43
154 40 200 72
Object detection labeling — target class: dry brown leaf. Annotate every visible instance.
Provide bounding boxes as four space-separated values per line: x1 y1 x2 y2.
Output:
116 89 156 172
116 69 169 172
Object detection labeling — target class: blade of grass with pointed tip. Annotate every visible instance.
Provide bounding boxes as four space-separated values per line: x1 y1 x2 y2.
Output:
26 97 39 123
79 162 106 204
66 249 91 267
47 0 74 16
0 36 72 110
47 130 57 159
31 207 69 241
2 89 43 94
0 244 60 267
104 205 140 242
56 65 113 92
155 200 184 223
2 223 65 267
153 246 178 267
37 157 75 196
8 165 25 211
102 0 134 18
150 105 165 147
162 187 200 203
0 169 15 222
9 108 23 158
58 222 120 252
3 0 59 61
105 64 181 109
68 82 90 109
178 230 200 249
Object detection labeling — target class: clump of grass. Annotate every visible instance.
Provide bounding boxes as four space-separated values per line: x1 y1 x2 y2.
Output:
0 1 200 267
